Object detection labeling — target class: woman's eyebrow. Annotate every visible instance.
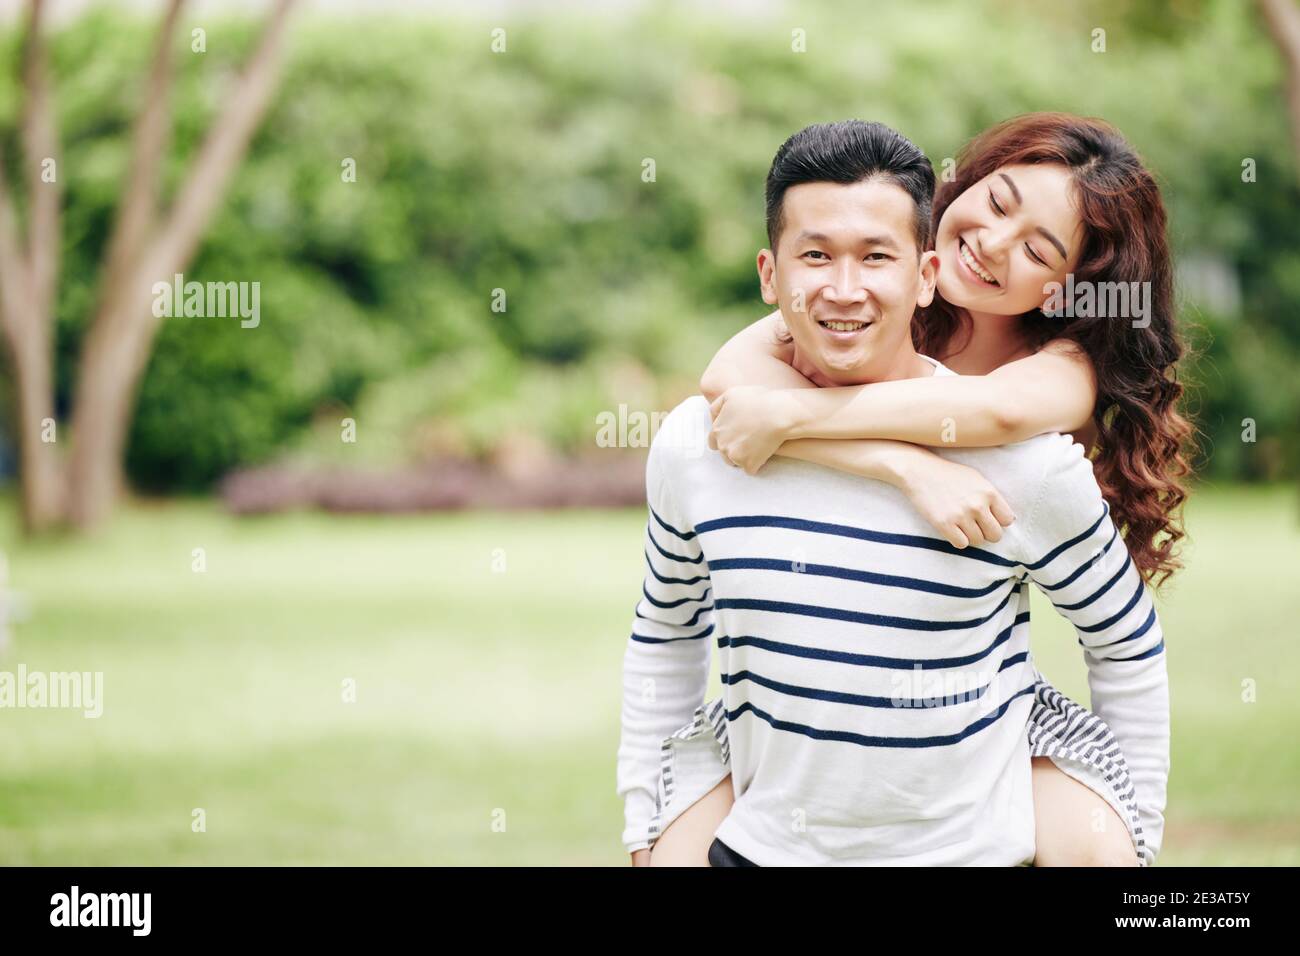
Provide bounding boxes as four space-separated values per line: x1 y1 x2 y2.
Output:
1036 226 1068 261
997 172 1022 204
999 172 1069 260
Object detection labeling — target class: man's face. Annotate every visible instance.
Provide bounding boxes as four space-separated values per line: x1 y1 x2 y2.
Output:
758 178 938 384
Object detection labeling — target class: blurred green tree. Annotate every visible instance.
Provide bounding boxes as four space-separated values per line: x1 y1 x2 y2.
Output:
2 0 1295 508
0 0 296 534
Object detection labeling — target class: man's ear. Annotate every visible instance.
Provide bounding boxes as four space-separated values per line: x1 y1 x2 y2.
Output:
915 249 939 308
757 248 778 305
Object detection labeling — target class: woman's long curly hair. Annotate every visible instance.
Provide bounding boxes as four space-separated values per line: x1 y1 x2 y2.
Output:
916 113 1197 590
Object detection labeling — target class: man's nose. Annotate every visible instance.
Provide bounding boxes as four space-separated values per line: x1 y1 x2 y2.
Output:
822 259 868 303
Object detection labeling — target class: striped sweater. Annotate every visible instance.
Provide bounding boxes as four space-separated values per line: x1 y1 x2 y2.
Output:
617 358 1171 865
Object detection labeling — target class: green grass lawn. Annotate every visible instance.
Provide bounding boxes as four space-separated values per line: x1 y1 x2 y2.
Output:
0 483 1297 865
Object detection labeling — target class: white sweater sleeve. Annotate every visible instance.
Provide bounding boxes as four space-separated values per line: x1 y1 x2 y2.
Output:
616 430 715 853
1018 437 1171 865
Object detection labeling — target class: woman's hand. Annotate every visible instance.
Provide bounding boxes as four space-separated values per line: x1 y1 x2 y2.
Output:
707 386 794 475
896 454 1016 548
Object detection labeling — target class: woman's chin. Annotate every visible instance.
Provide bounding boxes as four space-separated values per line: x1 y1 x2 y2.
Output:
936 268 1002 313
935 270 972 309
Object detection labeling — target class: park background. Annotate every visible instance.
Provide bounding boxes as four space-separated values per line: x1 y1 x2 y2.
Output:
0 0 1297 864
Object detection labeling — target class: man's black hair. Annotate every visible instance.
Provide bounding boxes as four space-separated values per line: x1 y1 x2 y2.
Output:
764 120 935 252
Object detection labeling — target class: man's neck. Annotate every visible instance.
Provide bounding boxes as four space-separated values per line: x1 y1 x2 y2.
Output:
790 342 935 388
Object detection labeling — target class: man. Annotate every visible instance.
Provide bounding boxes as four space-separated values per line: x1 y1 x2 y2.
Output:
616 121 1169 865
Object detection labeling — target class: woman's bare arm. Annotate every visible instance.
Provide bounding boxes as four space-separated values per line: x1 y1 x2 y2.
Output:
774 437 1016 548
698 321 1090 544
699 311 813 401
696 318 1018 545
706 326 1097 448
706 336 1099 478
777 338 1098 446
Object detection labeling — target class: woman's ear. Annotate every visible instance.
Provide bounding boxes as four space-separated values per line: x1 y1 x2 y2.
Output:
915 249 939 308
757 248 778 305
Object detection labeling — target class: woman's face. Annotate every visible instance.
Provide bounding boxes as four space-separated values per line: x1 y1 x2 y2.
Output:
933 162 1085 316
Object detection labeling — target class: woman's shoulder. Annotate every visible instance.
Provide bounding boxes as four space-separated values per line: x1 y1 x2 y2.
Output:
1038 336 1095 367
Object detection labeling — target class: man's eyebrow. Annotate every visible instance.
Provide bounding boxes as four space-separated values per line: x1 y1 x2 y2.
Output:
999 172 1068 260
791 231 902 250
862 234 901 250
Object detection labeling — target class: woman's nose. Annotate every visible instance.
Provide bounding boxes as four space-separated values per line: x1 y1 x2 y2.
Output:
978 224 1015 263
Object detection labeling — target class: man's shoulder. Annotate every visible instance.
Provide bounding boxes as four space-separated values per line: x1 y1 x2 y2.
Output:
1011 430 1093 479
1006 432 1107 550
1001 430 1085 464
943 431 1095 507
649 395 713 463
956 429 1083 467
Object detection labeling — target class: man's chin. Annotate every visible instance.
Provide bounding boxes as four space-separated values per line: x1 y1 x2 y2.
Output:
806 352 874 384
789 335 875 384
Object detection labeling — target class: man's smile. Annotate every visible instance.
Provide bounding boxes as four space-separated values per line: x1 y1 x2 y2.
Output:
815 315 873 337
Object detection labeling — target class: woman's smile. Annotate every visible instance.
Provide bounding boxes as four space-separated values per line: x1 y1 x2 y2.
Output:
957 237 999 287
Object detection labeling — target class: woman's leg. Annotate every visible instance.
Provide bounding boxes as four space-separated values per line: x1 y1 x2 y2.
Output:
648 774 734 867
1030 756 1139 866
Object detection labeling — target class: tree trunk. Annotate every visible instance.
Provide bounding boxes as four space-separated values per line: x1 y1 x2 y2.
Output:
62 0 296 531
1260 0 1300 168
7 317 62 532
64 288 160 530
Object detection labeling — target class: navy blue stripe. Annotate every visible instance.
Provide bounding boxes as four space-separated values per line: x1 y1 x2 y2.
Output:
694 514 1017 567
714 584 1016 633
650 505 697 541
1054 551 1131 612
637 601 713 627
644 550 708 586
641 583 710 609
999 650 1030 671
630 623 714 644
1038 523 1120 591
715 610 1030 670
1025 502 1109 570
723 669 991 710
725 683 1038 749
1114 638 1164 661
1076 577 1145 633
1088 606 1157 650
707 556 1007 599
647 523 704 565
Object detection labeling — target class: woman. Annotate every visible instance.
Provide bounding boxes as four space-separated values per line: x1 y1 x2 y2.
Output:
645 113 1195 866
